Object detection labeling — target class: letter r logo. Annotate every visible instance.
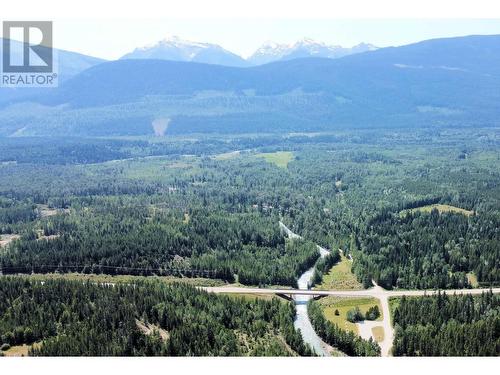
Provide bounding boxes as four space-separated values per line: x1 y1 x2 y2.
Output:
2 21 53 73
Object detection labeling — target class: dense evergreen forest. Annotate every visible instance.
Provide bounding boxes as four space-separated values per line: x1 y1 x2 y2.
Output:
352 210 499 289
0 277 313 356
0 128 498 290
392 292 500 356
0 128 498 356
0 206 319 287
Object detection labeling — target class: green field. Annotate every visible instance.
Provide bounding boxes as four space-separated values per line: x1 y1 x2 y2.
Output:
401 204 474 217
256 151 294 168
17 273 227 287
213 151 241 160
106 156 200 182
315 255 363 290
317 296 383 334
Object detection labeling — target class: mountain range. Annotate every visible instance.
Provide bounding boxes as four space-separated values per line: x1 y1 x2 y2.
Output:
0 34 499 137
120 36 378 66
120 35 249 67
247 39 377 65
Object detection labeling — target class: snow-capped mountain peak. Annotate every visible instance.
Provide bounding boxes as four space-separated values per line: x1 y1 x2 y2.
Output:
122 35 378 66
121 35 248 67
294 37 324 46
248 38 378 64
138 35 215 52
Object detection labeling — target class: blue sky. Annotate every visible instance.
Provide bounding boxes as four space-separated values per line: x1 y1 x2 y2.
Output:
52 18 500 59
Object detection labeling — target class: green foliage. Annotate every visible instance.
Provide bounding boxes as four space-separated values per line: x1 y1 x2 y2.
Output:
1 205 318 287
1 128 499 291
0 126 498 359
346 307 364 323
393 292 500 356
365 305 380 321
308 300 380 356
311 250 341 286
353 210 499 289
0 277 313 356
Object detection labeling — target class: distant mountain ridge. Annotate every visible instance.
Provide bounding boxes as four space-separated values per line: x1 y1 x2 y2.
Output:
121 35 249 67
0 38 105 81
120 35 378 66
1 34 499 136
0 38 105 106
248 39 378 65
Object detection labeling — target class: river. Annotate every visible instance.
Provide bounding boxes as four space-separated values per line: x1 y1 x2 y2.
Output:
293 244 331 356
279 221 331 356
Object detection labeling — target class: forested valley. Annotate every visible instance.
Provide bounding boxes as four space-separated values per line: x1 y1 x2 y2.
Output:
3 128 497 289
0 127 498 356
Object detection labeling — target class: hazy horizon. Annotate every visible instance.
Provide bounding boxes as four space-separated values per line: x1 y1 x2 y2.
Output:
2 18 498 60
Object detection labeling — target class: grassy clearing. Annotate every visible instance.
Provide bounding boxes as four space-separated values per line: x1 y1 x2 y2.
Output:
401 204 474 217
388 297 401 323
314 255 363 291
110 157 199 182
466 272 479 287
317 296 383 334
12 273 227 287
213 151 241 160
226 293 277 302
0 234 20 248
371 326 384 343
256 151 294 168
2 342 41 357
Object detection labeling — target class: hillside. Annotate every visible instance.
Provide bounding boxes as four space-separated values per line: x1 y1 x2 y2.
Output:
0 34 499 136
0 39 105 107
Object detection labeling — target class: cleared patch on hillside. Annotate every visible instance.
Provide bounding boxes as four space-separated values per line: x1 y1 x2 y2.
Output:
256 151 294 169
152 118 170 136
135 319 169 341
236 330 299 356
0 234 20 248
36 204 70 218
